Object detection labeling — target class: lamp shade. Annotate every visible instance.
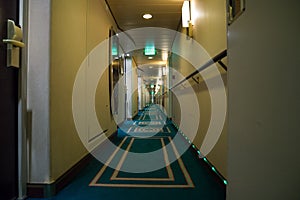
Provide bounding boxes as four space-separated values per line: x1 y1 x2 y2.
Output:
182 1 190 28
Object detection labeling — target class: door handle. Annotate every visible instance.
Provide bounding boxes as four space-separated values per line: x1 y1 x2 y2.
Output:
3 39 25 48
2 19 24 68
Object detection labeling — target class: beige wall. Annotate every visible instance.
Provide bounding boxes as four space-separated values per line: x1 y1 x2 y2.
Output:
191 0 227 56
170 0 227 177
27 0 51 183
227 1 300 199
50 0 117 181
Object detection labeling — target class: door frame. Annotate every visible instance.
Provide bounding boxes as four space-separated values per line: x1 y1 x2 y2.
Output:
18 0 28 199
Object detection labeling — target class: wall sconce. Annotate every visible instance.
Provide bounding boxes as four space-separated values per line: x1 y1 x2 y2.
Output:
182 0 193 38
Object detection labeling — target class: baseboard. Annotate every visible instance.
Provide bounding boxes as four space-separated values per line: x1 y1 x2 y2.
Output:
170 120 227 188
200 156 227 188
27 153 93 198
26 131 119 198
188 147 227 188
132 113 138 120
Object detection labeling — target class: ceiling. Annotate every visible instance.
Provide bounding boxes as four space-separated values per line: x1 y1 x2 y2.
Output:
106 0 185 85
106 0 184 31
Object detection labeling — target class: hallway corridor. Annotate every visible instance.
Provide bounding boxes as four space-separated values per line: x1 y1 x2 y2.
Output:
29 105 225 200
2 0 299 199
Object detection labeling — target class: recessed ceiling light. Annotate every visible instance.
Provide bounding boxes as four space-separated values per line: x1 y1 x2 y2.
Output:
143 13 153 19
148 57 153 60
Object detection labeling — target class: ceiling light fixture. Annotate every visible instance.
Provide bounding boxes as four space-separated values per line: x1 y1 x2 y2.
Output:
148 57 153 60
143 13 153 19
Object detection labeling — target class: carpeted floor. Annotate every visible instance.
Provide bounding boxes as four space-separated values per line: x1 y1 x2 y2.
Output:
28 105 226 200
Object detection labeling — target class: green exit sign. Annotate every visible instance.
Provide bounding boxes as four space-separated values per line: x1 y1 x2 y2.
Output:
144 46 156 56
112 46 118 56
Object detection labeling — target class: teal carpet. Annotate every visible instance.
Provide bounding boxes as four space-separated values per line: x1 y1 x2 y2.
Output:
28 105 226 200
